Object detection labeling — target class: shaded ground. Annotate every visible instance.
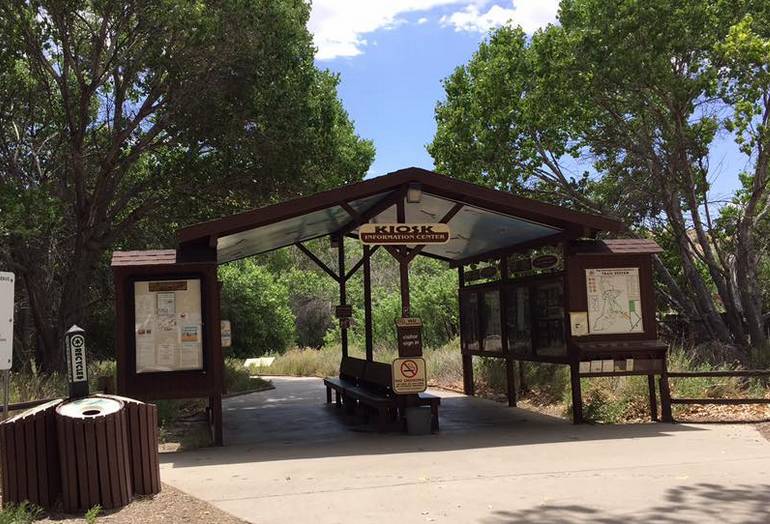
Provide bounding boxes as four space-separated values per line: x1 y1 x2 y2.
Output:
161 377 770 524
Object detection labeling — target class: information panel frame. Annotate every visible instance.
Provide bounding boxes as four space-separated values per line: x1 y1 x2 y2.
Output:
133 278 205 374
126 272 210 378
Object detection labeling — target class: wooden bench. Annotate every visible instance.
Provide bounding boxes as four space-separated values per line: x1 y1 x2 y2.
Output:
324 356 440 432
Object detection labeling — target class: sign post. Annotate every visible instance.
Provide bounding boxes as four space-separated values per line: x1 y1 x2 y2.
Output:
0 272 14 419
64 325 89 398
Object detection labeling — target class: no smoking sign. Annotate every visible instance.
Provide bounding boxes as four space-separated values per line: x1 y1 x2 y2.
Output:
392 357 427 394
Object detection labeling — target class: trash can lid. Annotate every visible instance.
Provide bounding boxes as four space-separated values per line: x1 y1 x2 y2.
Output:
57 397 123 418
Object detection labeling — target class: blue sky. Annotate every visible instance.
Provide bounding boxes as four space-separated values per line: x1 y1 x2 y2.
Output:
308 0 743 202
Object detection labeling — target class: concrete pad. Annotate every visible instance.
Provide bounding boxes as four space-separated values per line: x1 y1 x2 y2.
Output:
161 377 770 523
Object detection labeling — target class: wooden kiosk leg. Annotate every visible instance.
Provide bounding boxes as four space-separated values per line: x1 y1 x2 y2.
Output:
659 367 674 423
647 374 659 421
209 394 223 446
569 363 583 424
505 357 517 407
462 354 474 395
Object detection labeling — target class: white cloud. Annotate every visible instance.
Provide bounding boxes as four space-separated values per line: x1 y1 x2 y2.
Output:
440 1 559 34
310 0 467 60
309 1 559 60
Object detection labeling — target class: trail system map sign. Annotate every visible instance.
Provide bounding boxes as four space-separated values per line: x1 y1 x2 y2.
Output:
392 357 427 394
360 223 450 245
586 268 644 334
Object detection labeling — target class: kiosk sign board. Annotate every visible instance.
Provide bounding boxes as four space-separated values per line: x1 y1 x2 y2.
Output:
392 357 427 394
396 317 422 357
585 268 644 334
0 272 13 370
134 279 204 373
360 223 450 245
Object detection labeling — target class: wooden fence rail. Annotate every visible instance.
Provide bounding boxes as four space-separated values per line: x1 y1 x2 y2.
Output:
1 398 58 414
667 370 770 407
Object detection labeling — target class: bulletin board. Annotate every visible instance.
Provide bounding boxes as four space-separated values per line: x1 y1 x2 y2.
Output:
133 279 204 373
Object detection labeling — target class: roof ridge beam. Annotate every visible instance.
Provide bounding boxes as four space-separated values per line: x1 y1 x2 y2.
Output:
335 187 407 238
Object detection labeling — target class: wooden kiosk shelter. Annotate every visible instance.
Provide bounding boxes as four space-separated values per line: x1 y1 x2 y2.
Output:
112 167 672 443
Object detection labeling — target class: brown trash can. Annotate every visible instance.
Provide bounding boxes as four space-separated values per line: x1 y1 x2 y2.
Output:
56 397 132 512
96 394 161 496
0 399 62 508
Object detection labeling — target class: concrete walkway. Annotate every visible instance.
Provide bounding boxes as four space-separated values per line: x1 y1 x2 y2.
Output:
161 377 770 523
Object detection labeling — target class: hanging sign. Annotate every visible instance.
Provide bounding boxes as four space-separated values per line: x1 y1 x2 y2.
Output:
392 357 427 394
221 320 232 348
396 317 422 357
359 223 450 245
335 305 353 318
0 272 13 370
531 254 560 270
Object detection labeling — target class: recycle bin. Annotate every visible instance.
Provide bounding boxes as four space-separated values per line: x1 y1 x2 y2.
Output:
405 406 432 435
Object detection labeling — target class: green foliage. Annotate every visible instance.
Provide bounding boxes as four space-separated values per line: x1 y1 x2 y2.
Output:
0 0 373 370
219 260 296 357
280 266 337 349
85 505 101 524
0 502 43 524
223 358 272 394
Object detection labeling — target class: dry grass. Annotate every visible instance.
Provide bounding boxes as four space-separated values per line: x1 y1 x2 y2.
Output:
252 340 770 424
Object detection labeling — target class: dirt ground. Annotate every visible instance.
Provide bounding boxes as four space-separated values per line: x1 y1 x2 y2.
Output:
1 484 248 524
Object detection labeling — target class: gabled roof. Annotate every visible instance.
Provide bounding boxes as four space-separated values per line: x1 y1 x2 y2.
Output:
176 167 624 264
111 250 178 267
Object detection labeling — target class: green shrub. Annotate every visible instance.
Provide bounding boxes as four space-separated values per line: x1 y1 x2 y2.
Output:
224 358 271 393
85 504 102 524
0 502 43 524
219 259 296 357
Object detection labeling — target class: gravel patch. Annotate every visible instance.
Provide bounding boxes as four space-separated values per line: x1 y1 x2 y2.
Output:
0 483 248 523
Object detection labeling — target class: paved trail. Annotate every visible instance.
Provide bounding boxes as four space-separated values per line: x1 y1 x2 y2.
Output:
161 377 770 524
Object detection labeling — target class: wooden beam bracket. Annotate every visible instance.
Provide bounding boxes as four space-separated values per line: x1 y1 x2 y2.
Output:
295 243 340 282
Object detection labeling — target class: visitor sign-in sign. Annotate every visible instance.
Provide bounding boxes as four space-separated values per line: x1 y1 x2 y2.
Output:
359 223 450 245
392 357 427 394
0 272 14 370
396 317 422 357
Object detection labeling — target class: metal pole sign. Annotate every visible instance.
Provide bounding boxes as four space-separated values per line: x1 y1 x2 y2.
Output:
0 272 14 370
64 325 89 398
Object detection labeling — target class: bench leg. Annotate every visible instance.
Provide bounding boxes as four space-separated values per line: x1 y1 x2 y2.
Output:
335 390 342 407
431 403 439 433
326 386 332 404
343 395 356 414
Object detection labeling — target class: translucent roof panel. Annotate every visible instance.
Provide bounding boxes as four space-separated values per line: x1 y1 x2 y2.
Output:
177 167 623 264
365 193 560 260
217 192 388 263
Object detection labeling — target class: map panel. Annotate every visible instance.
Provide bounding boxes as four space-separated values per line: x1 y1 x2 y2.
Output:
586 268 644 334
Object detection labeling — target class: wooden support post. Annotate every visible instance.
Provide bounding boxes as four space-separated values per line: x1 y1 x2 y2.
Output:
659 363 674 423
647 374 659 421
505 357 517 407
569 362 583 424
396 198 410 319
363 245 373 361
462 355 474 395
338 236 348 358
209 394 223 446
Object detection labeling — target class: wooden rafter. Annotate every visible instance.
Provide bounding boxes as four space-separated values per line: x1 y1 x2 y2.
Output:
344 245 380 281
294 242 339 281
